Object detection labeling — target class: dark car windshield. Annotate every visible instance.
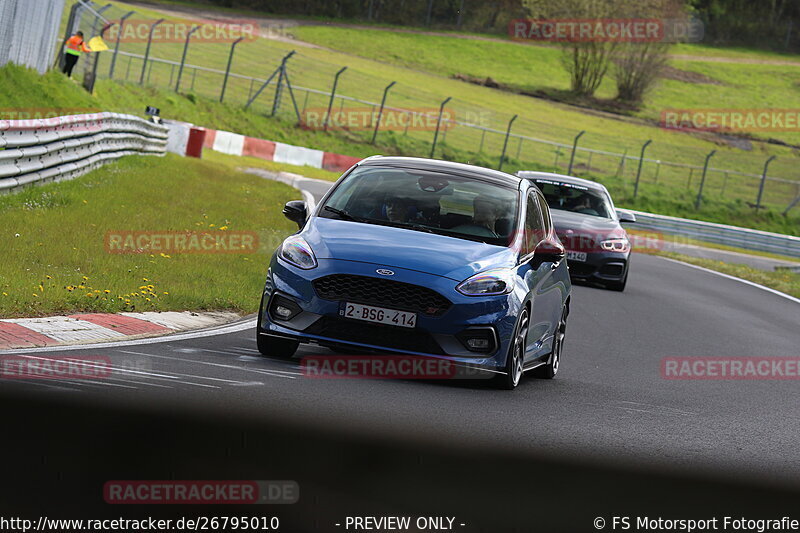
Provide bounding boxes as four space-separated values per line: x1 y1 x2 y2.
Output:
319 166 519 246
533 179 614 219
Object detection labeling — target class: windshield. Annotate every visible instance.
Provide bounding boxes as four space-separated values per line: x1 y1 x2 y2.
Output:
319 166 519 246
532 179 614 219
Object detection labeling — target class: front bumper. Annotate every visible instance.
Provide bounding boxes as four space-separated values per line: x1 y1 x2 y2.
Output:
259 256 521 372
565 251 629 283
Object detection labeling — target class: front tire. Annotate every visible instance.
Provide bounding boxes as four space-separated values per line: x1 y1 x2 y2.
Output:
493 309 528 390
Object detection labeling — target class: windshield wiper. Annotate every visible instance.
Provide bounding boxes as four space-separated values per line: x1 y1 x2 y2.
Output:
383 220 437 234
323 206 365 222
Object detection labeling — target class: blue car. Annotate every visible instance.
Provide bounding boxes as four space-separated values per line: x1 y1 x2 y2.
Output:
257 156 572 389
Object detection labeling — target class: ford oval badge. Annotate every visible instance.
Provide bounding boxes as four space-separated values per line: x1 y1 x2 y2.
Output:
376 269 394 276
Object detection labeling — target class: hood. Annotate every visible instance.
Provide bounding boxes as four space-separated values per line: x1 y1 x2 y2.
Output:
303 218 516 281
549 209 627 251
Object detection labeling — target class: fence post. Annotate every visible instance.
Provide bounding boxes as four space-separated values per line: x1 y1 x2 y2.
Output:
694 150 716 210
567 130 585 175
430 96 452 159
246 51 294 110
85 22 115 94
783 193 800 216
755 155 777 209
633 139 652 198
220 37 245 103
615 149 627 178
109 11 134 80
456 0 465 28
371 81 396 144
140 18 164 85
654 161 660 184
175 25 200 92
498 114 518 171
426 0 435 25
478 129 485 152
324 66 348 131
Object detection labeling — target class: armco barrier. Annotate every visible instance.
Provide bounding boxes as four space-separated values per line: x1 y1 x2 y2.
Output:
630 210 800 259
0 113 168 192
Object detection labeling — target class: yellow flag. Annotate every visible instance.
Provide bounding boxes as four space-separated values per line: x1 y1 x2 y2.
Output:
87 36 109 52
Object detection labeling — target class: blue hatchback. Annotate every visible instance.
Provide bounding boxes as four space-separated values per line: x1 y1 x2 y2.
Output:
257 157 571 389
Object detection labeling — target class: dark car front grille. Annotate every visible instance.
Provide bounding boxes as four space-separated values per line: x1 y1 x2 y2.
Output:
304 316 445 354
567 262 596 278
313 274 452 317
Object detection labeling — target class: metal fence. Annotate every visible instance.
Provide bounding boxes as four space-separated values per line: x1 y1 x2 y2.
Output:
0 112 168 192
0 0 65 74
61 1 800 219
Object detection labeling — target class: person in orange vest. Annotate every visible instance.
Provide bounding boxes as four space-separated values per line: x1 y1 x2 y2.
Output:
63 31 91 78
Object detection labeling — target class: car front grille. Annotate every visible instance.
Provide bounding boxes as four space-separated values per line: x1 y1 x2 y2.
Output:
304 316 445 354
312 274 452 317
567 262 596 278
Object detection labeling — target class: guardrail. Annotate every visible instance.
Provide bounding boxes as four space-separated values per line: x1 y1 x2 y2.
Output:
629 210 800 259
0 112 168 192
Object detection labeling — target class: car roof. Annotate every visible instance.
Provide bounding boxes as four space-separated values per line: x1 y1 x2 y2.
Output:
515 171 609 193
359 156 523 188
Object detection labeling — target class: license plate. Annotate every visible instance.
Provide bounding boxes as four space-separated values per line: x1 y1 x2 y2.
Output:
341 302 417 328
566 251 587 262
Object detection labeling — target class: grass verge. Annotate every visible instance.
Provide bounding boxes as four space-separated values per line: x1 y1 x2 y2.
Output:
0 154 299 318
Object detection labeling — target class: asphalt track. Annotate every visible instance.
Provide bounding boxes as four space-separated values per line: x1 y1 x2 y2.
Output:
3 175 799 529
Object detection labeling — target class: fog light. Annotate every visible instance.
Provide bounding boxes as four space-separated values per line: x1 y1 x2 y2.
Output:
269 294 302 322
466 338 490 350
457 327 498 354
275 306 293 318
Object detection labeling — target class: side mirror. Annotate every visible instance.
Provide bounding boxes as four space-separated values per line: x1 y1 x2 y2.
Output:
283 200 307 229
530 240 566 270
616 209 636 223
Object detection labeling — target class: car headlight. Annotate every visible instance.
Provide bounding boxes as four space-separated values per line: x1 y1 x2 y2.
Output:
600 238 630 253
456 268 514 296
280 235 317 269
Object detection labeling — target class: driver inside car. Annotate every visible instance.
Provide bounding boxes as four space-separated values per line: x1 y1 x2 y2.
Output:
451 195 501 238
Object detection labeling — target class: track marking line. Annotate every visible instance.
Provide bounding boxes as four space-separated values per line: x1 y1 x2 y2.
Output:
116 350 274 384
139 350 300 379
658 257 800 305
